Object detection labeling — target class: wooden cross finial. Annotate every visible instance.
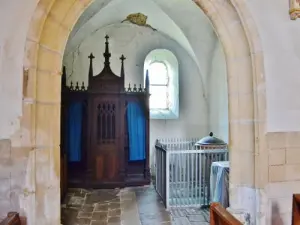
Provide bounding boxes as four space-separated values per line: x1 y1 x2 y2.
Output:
120 55 126 61
88 53 95 59
103 35 111 66
120 55 126 78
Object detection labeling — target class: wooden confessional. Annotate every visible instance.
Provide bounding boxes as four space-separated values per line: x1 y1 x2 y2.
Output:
60 35 150 195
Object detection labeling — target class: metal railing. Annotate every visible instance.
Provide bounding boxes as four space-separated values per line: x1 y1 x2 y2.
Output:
155 138 228 209
155 141 168 207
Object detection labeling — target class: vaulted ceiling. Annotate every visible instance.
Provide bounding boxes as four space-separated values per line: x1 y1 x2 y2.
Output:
65 0 221 93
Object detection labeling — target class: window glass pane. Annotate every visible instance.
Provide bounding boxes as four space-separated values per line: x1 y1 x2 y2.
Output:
149 62 168 85
150 85 168 109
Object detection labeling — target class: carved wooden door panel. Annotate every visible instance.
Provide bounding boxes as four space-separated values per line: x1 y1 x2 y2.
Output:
91 97 120 182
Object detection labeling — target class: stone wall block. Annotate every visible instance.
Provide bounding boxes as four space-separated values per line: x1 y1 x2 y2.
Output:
37 46 62 73
269 165 285 182
286 147 300 165
49 147 60 185
62 1 86 29
286 132 300 148
230 151 254 185
36 71 61 103
35 149 50 185
27 0 50 41
269 163 300 182
40 16 70 53
269 149 285 166
285 164 300 181
49 0 76 22
35 103 60 148
255 153 269 187
267 132 287 149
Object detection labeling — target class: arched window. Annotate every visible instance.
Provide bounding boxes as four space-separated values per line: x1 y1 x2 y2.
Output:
148 61 169 109
144 49 179 119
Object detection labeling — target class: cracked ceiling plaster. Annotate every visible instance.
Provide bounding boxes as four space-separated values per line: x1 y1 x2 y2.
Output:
65 0 220 94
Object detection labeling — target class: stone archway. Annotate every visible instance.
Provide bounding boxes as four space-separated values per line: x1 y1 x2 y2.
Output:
22 0 266 224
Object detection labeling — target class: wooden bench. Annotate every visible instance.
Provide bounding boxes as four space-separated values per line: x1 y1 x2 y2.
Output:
0 212 26 225
210 202 243 225
292 194 300 225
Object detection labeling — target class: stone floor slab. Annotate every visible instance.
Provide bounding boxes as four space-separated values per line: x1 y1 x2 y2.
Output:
61 185 210 225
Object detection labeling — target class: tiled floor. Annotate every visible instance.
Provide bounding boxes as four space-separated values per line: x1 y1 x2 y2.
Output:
61 185 209 225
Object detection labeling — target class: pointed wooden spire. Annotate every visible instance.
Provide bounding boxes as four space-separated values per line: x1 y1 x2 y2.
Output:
88 53 95 86
120 54 126 78
145 69 150 92
103 35 111 68
62 66 67 88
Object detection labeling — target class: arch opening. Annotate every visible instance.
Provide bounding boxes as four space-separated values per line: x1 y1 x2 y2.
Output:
22 0 266 224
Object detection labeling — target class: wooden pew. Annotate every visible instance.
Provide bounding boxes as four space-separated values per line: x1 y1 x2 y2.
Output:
210 202 243 225
0 212 21 225
292 194 300 225
0 212 26 225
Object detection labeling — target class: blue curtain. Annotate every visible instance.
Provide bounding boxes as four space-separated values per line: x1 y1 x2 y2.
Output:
127 102 146 161
67 101 83 162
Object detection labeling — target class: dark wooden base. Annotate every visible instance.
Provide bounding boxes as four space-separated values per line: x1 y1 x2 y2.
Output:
125 174 151 187
68 180 150 189
66 159 150 189
68 171 150 189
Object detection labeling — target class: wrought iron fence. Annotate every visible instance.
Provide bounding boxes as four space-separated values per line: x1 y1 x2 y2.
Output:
155 138 228 208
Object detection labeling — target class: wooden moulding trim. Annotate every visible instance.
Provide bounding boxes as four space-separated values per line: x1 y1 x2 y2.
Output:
292 194 300 225
210 202 243 225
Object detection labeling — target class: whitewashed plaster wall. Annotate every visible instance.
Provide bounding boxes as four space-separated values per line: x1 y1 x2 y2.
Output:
0 0 37 218
152 0 217 98
65 0 198 64
0 0 220 140
65 0 227 174
65 0 217 100
0 0 38 139
63 23 209 172
3 0 300 146
246 0 300 132
246 1 300 224
1 0 300 224
207 41 229 143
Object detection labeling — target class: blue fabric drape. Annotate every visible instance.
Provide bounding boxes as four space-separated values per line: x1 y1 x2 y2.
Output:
127 102 146 161
67 101 83 162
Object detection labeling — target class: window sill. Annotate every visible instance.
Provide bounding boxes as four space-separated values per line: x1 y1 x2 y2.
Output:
150 109 179 119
